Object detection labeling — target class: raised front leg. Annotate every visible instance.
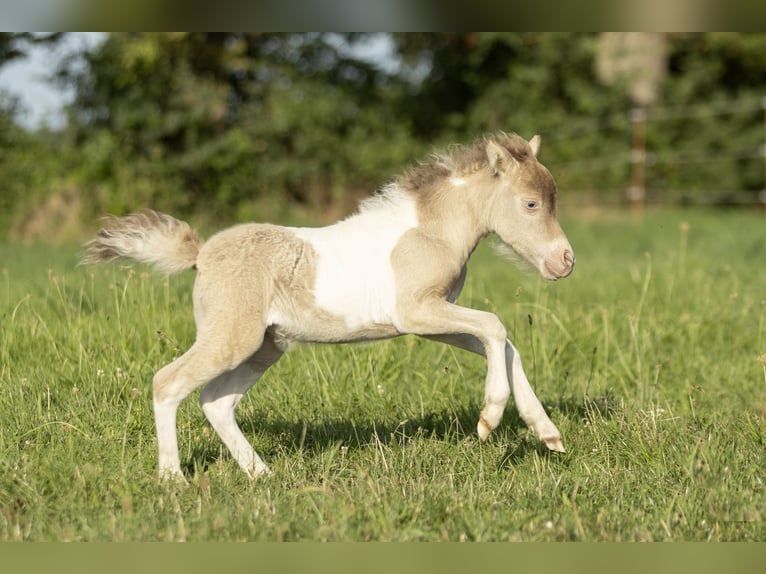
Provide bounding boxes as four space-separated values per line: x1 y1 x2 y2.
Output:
424 333 564 452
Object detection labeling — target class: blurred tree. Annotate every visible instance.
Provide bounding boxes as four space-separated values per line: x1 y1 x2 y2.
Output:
0 33 63 66
4 32 766 242
595 33 668 107
390 33 634 194
63 33 420 220
647 33 766 201
0 33 67 237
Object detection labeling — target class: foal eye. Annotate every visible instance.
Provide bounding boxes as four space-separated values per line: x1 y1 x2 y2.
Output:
525 200 539 210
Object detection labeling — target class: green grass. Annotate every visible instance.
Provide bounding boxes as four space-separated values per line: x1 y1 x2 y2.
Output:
1 208 764 541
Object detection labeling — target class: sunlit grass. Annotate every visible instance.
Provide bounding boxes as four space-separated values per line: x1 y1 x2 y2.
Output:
0 208 764 540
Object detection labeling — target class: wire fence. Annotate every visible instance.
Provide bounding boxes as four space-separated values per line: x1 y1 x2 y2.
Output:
542 96 766 212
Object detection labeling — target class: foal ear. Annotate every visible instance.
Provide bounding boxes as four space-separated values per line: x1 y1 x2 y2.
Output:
486 139 514 175
529 135 541 157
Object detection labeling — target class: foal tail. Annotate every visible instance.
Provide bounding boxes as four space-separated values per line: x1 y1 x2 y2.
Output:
82 210 203 275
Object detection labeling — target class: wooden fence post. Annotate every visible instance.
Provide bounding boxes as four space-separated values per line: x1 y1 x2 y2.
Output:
629 107 647 214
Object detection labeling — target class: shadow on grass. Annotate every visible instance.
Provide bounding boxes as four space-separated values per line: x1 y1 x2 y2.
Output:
182 393 622 475
239 406 500 459
183 407 561 474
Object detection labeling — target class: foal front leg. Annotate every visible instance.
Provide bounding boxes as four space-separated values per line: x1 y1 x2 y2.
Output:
505 341 564 452
425 333 564 452
397 301 510 437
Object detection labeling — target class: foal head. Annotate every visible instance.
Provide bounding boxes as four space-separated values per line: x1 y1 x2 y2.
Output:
483 134 575 281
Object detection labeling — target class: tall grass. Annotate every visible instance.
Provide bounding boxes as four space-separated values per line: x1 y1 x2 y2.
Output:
0 208 764 541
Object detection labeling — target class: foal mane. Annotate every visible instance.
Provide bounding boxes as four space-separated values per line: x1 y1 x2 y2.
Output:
395 132 535 193
359 132 536 215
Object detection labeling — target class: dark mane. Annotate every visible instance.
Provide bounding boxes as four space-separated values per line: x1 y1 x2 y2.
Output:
395 132 534 192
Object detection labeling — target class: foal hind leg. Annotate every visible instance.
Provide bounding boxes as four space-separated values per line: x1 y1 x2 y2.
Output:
199 335 283 478
153 329 267 481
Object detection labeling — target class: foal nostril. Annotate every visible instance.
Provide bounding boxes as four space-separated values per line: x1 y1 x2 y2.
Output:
563 249 575 268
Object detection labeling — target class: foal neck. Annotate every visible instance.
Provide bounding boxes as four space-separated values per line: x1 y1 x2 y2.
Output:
410 173 494 260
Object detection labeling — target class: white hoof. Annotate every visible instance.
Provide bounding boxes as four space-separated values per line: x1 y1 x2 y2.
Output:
542 435 566 453
477 417 493 441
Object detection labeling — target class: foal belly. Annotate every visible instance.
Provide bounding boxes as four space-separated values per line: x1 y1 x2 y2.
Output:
269 314 401 345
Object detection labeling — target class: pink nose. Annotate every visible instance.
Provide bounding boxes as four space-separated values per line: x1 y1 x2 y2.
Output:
543 248 575 280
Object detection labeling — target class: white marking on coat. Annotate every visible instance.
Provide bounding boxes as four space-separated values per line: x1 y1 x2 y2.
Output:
290 187 418 329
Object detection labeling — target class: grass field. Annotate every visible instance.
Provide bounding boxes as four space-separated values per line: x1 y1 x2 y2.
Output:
0 207 764 541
